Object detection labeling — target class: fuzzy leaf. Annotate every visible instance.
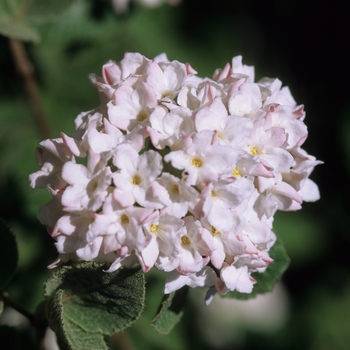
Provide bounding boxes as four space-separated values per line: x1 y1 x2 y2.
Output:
225 237 290 300
151 286 188 334
44 263 145 350
0 219 18 288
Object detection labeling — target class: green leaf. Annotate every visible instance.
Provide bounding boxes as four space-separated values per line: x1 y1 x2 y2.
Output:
225 237 290 300
44 263 145 350
0 218 18 288
25 0 81 22
0 299 3 316
151 286 188 334
0 17 40 42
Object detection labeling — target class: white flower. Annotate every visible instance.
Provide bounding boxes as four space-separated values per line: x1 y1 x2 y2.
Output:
30 52 321 300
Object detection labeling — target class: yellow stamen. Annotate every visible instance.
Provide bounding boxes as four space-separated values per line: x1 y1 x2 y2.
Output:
181 235 191 245
211 226 220 237
191 158 202 168
250 147 258 155
89 179 98 191
121 214 129 224
172 184 180 194
210 190 216 197
131 175 142 185
150 224 158 233
137 110 148 122
233 168 241 177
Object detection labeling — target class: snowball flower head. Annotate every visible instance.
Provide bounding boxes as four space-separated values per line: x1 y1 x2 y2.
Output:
30 52 321 300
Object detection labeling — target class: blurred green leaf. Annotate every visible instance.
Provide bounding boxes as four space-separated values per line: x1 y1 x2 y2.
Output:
44 263 145 350
0 18 39 42
225 237 290 300
0 299 3 315
0 0 81 43
0 218 18 289
151 286 188 334
25 0 81 22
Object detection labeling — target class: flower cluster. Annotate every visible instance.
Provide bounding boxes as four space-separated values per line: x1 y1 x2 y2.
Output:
30 52 321 300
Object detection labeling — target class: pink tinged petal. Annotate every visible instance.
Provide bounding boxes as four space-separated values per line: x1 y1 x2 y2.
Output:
145 181 171 207
244 221 272 245
272 181 302 204
76 236 103 260
260 146 294 173
253 192 278 219
120 52 149 79
140 238 159 272
87 149 102 174
282 170 308 191
85 128 115 154
228 82 262 117
61 162 89 185
298 178 320 202
185 62 197 76
137 150 163 181
104 118 124 140
101 236 121 255
292 104 305 120
102 61 122 85
164 266 218 294
113 143 139 170
105 256 125 273
185 266 218 288
39 138 73 161
47 257 64 269
212 62 231 82
274 195 302 212
145 125 162 149
219 265 256 294
210 249 226 269
241 235 259 254
265 127 287 148
283 119 308 149
164 271 189 293
61 132 87 158
113 188 135 207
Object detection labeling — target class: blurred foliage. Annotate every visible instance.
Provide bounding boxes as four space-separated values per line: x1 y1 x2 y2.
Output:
1 0 350 349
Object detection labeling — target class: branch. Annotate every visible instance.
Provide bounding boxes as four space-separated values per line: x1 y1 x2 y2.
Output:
1 291 49 350
1 290 35 325
9 38 51 139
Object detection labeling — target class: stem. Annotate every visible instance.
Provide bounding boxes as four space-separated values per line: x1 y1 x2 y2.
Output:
1 290 35 325
1 291 48 350
9 38 51 140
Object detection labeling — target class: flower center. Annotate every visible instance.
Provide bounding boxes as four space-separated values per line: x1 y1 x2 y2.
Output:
211 226 220 237
121 214 129 224
172 184 180 194
181 235 191 245
191 158 202 168
137 110 148 122
250 147 258 155
233 168 241 177
150 224 158 233
131 175 142 185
